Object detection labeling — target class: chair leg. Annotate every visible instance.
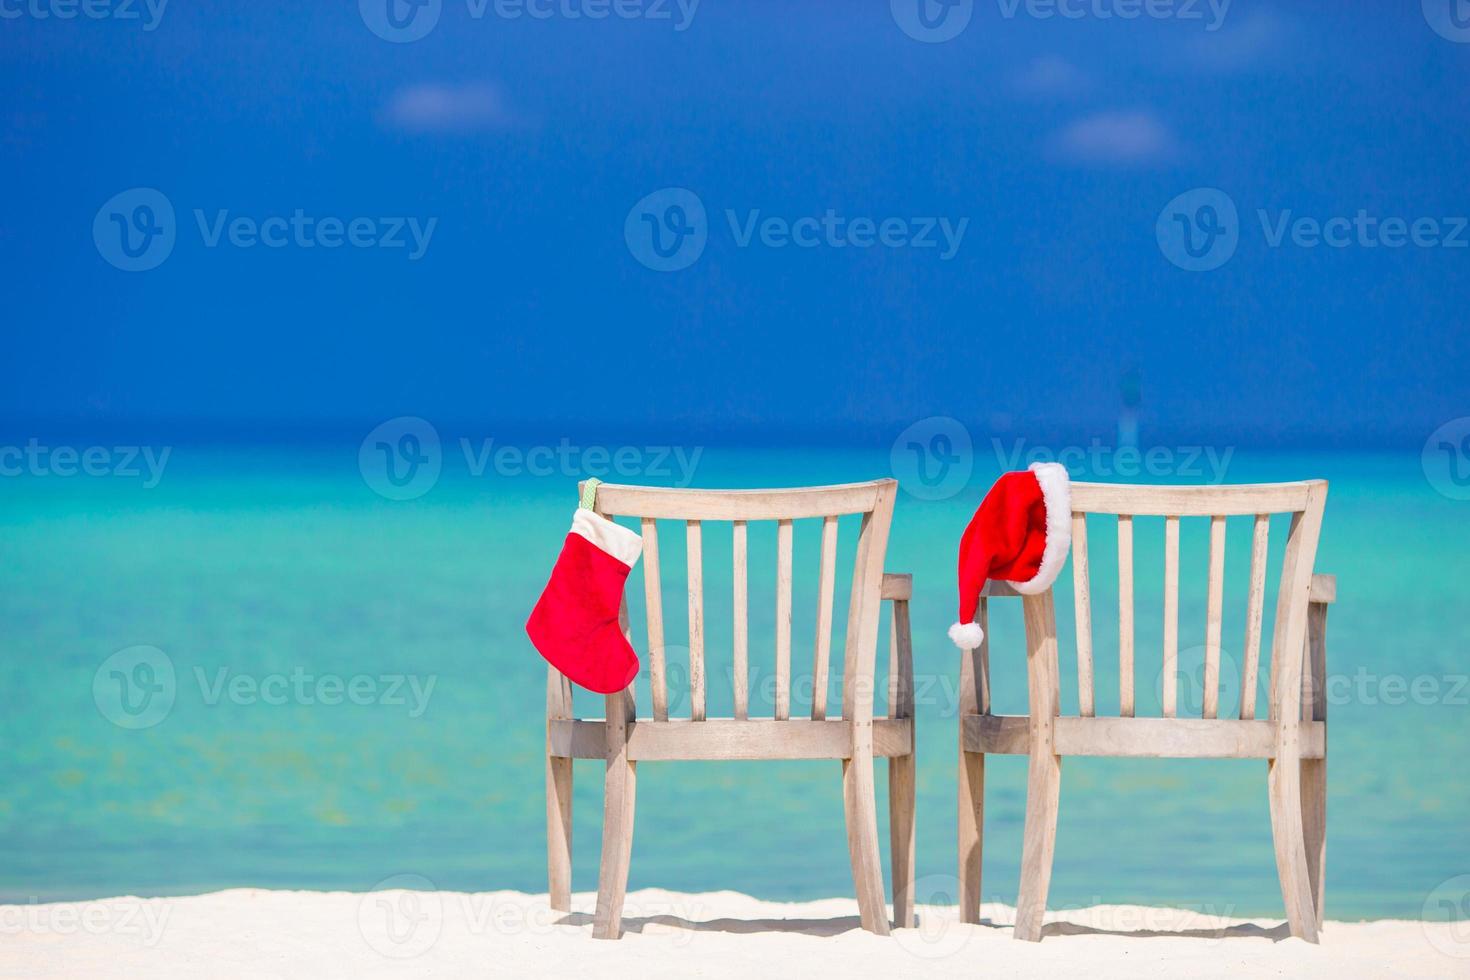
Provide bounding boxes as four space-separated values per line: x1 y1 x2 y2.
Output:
546 753 573 912
958 747 984 925
1301 756 1326 932
592 756 637 940
888 751 916 929
1013 750 1061 942
842 754 892 936
1268 756 1320 943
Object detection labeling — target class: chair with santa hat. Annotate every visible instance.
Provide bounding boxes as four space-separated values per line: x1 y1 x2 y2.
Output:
949 465 1333 943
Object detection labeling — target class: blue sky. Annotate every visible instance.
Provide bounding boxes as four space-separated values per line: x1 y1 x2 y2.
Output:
3 1 1467 445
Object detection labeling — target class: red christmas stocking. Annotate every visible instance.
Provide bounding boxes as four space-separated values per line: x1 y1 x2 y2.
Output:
526 482 643 694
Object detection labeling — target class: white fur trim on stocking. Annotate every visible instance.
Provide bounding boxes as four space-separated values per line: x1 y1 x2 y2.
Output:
571 509 642 567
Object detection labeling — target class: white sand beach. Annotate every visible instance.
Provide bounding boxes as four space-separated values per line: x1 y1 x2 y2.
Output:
4 887 1465 979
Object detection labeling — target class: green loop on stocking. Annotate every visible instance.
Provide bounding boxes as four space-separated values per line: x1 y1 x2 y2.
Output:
579 478 602 511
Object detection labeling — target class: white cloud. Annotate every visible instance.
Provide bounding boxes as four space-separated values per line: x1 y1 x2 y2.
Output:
1011 56 1090 98
1181 10 1292 72
381 82 514 133
1047 110 1178 166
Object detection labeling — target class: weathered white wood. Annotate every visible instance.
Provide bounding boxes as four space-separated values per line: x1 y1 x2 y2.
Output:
1241 514 1270 720
957 596 987 925
1162 515 1179 719
775 519 793 721
1117 514 1135 718
1014 590 1062 943
812 516 839 720
563 478 904 940
840 484 897 936
1302 599 1329 929
1071 513 1094 717
550 717 915 760
546 667 573 912
641 518 668 722
1070 481 1317 517
594 480 887 521
881 572 912 600
592 686 637 940
1204 515 1226 720
686 520 705 722
887 596 916 929
976 479 1331 945
1266 483 1328 943
962 714 1325 759
732 520 749 721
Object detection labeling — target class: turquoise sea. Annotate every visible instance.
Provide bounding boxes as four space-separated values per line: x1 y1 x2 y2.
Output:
3 441 1467 921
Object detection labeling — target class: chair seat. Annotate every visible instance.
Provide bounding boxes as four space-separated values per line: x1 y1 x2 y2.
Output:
962 713 1326 759
550 717 914 761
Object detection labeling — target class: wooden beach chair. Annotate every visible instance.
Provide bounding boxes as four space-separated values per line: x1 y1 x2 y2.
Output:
956 481 1334 942
545 479 916 939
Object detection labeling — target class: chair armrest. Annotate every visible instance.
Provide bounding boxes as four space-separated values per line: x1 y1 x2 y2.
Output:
1310 574 1335 605
882 572 912 601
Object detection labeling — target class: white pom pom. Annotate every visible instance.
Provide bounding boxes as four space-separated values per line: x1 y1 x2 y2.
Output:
949 621 985 650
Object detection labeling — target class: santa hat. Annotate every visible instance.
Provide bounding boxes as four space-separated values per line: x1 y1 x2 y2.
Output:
948 462 1072 649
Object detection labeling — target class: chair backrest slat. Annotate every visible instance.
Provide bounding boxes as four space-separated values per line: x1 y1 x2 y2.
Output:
811 514 839 720
1240 513 1271 720
774 519 794 720
1268 488 1327 727
686 520 706 721
1162 514 1180 718
732 520 749 720
1117 514 1135 717
1070 513 1095 717
1203 515 1227 719
641 517 668 721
